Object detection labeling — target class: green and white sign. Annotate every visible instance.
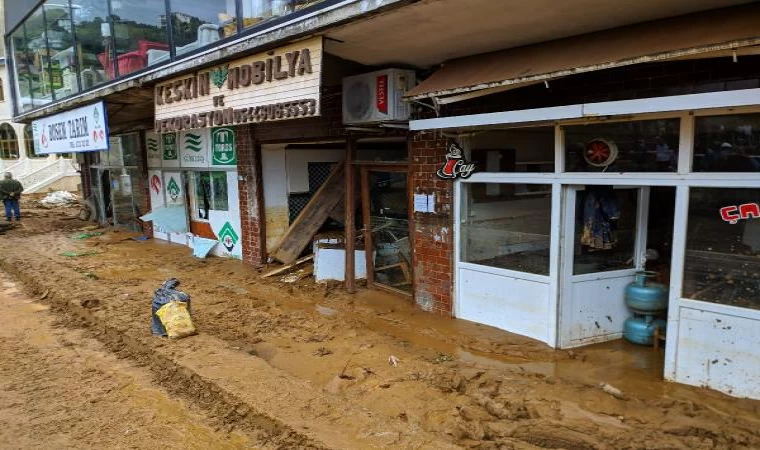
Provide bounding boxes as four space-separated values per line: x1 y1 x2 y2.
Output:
218 221 239 252
146 131 162 168
163 133 178 160
211 127 236 166
179 129 210 168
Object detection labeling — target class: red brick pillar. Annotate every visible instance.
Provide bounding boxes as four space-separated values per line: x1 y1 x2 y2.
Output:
236 124 266 267
410 131 454 316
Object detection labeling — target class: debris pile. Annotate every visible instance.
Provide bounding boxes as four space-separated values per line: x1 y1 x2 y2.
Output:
40 191 79 206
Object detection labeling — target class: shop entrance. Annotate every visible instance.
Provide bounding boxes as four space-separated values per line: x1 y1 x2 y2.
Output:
360 166 412 296
559 185 675 348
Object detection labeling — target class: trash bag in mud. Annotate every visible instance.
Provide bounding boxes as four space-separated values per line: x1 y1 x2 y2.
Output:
156 301 197 339
151 278 191 337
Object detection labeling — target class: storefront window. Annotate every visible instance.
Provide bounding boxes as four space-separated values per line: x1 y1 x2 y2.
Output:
460 183 552 275
693 114 760 172
43 1 80 100
110 0 169 75
564 119 680 172
11 28 34 112
169 0 235 61
22 8 54 108
72 0 114 88
193 171 229 220
471 127 556 173
573 187 638 275
683 188 760 310
241 0 325 29
0 124 20 160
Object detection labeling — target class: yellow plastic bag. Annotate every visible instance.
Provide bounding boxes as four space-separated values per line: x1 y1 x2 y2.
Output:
156 301 197 339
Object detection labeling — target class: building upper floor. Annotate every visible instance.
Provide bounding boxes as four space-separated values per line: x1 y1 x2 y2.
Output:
6 0 760 125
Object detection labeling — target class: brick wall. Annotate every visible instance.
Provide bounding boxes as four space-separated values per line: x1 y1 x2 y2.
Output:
410 130 454 316
236 124 267 267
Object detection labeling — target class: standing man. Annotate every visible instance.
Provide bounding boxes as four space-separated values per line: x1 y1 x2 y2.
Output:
0 172 23 222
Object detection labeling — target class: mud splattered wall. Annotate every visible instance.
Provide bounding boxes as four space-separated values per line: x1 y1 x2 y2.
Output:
410 131 454 315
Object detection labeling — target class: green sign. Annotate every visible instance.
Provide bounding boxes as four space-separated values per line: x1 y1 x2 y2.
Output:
147 136 159 154
184 132 202 152
163 133 178 160
212 127 236 166
167 176 181 201
218 222 239 251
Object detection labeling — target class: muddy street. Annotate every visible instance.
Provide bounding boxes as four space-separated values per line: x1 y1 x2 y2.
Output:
0 272 251 449
1 201 760 449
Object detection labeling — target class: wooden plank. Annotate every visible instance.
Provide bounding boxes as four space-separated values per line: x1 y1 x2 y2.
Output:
262 254 314 278
361 167 374 287
269 162 346 263
344 138 356 293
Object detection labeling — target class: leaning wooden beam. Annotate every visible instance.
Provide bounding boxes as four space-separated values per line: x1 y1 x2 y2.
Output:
269 162 346 264
261 254 314 278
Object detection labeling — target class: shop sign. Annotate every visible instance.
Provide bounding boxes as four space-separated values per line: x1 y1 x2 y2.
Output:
720 203 760 224
31 101 109 154
436 140 475 180
218 222 239 252
163 133 178 160
179 129 210 168
167 176 181 202
154 37 322 133
146 132 162 167
211 127 236 166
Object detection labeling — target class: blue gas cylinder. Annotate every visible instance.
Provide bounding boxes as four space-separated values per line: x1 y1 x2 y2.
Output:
625 271 668 315
623 316 667 346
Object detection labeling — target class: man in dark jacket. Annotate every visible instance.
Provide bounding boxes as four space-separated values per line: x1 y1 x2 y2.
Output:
0 172 23 221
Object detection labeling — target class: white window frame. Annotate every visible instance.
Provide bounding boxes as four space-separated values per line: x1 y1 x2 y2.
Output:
446 95 760 376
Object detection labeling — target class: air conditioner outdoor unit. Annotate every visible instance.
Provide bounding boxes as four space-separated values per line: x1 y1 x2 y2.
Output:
342 68 416 125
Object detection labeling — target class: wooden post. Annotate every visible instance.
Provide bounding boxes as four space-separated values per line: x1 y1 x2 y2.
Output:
361 167 374 287
344 138 356 293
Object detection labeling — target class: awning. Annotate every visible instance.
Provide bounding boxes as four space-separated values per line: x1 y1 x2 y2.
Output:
405 3 760 102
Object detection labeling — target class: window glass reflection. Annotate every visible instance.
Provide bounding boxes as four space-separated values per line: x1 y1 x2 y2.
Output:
11 28 34 112
110 0 169 75
72 0 114 88
22 9 54 108
242 0 324 29
168 1 235 62
44 1 80 100
694 114 760 172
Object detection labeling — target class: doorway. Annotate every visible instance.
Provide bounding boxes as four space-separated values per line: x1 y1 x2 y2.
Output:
360 166 412 296
559 185 675 348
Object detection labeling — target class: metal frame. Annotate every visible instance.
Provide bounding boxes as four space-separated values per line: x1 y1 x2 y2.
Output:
449 101 760 371
360 164 412 298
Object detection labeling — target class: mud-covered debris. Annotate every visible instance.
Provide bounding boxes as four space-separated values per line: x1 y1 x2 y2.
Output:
433 353 455 364
389 355 400 367
600 382 628 400
314 347 333 356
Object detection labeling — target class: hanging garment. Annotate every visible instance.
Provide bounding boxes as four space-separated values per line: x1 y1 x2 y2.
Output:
580 188 620 250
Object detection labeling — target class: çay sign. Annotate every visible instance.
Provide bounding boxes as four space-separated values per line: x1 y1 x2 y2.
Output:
32 101 109 154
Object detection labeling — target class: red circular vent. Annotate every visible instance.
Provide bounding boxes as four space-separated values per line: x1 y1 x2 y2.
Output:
584 138 618 168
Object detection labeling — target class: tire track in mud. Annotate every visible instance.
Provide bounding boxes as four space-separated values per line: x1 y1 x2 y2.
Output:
0 259 326 450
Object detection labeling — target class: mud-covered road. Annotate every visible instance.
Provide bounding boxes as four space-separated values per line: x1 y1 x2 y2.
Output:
0 272 251 449
1 198 760 449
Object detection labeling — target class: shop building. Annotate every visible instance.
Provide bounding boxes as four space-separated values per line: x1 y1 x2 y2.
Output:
7 0 760 400
401 4 760 399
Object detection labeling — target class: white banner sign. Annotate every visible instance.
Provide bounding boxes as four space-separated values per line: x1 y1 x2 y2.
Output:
31 101 109 154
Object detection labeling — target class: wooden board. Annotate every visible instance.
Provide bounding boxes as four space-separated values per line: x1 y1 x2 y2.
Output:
270 162 346 263
262 254 314 278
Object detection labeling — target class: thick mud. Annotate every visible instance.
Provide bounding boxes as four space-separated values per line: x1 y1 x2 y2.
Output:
0 272 252 449
2 199 760 449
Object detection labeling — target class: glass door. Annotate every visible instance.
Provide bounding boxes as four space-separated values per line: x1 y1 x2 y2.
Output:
361 167 411 295
559 185 650 348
